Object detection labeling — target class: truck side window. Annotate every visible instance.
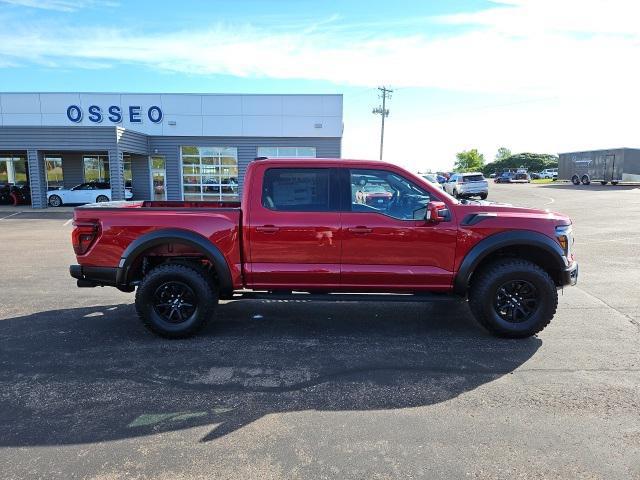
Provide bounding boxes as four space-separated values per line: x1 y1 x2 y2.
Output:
262 168 332 212
349 169 431 220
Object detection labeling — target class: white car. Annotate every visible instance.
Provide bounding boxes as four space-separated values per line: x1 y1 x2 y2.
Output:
47 182 133 207
444 172 489 199
538 168 558 179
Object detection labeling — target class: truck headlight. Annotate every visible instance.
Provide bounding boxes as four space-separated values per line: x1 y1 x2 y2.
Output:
555 225 573 256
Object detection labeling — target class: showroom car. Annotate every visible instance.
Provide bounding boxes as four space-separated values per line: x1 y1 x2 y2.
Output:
47 182 133 207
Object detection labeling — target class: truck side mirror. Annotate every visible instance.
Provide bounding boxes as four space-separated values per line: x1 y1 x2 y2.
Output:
426 201 449 223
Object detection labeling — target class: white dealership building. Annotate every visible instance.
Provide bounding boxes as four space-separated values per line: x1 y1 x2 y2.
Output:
0 92 343 207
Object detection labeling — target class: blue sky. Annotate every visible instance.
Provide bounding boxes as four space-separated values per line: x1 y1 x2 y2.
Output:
1 0 639 170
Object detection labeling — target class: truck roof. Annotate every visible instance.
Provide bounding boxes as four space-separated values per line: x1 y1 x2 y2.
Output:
254 157 401 169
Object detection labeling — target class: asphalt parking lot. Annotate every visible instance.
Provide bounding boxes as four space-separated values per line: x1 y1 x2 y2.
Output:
1 183 639 479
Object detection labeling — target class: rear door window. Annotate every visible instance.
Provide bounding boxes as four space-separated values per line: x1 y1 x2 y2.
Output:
262 168 334 212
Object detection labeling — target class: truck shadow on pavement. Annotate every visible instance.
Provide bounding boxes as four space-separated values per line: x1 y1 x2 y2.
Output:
0 299 541 446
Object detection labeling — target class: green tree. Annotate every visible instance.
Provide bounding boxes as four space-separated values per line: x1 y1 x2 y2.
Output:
482 152 558 176
495 147 512 162
454 149 485 172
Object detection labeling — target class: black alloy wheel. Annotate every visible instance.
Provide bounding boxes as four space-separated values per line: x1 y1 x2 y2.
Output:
152 281 198 324
468 258 557 338
135 263 218 338
493 279 539 323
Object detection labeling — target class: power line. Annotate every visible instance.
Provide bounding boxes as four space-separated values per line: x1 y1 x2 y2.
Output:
372 86 393 160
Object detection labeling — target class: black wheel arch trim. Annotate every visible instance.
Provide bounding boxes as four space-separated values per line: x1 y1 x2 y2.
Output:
116 228 233 294
453 230 567 295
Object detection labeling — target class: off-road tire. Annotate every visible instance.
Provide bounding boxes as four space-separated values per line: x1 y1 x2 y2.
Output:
469 259 558 338
571 175 580 185
48 194 62 207
135 263 218 338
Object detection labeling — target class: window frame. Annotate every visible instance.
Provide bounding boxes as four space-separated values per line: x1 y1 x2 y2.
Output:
261 167 340 212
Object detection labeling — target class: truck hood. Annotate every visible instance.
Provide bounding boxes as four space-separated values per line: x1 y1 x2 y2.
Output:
453 199 571 225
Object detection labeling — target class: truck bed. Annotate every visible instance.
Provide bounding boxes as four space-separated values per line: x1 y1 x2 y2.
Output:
73 200 243 287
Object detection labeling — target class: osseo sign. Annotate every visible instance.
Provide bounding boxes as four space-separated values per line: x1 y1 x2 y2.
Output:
66 104 163 124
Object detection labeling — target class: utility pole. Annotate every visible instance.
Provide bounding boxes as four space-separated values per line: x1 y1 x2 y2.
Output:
372 86 393 160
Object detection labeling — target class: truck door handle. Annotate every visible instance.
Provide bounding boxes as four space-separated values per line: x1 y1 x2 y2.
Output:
348 226 372 234
256 225 279 233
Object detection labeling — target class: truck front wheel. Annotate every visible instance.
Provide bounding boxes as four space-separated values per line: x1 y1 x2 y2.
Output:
468 259 557 338
135 263 218 338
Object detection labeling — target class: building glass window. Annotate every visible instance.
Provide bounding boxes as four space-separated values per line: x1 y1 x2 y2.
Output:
83 155 110 183
257 146 317 158
45 156 64 189
0 155 28 185
180 146 239 201
0 160 7 183
123 155 132 188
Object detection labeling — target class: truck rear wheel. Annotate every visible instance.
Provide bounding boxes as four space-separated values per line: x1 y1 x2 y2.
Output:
469 259 557 338
581 175 590 185
135 263 218 338
571 175 580 185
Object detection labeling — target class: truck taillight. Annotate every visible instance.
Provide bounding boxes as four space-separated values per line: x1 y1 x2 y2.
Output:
72 221 100 255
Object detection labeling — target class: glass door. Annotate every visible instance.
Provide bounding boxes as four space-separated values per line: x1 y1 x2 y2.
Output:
150 156 166 201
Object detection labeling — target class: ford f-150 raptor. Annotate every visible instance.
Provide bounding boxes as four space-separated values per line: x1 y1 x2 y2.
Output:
70 158 578 338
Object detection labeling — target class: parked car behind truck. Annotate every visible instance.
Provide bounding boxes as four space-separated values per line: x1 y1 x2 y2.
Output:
443 172 488 199
70 157 578 340
48 182 133 206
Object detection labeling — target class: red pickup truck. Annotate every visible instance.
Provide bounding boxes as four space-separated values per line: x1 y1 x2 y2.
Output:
70 158 578 339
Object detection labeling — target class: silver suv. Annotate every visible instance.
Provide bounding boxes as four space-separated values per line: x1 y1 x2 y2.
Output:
444 172 489 199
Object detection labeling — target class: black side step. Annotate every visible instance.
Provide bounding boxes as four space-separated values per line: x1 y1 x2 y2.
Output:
230 291 459 303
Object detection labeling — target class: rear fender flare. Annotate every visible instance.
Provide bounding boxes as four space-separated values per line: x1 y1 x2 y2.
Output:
453 230 567 295
116 228 233 294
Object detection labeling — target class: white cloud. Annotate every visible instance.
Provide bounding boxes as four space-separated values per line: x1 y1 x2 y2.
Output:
0 0 117 12
0 1 638 98
0 0 638 169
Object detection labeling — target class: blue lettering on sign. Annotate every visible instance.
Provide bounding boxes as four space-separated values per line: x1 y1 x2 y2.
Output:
67 105 82 123
88 105 103 123
108 105 122 123
148 105 163 123
129 106 141 123
67 105 163 124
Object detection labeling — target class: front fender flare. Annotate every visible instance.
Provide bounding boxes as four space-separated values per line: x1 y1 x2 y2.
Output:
453 230 567 295
115 228 233 295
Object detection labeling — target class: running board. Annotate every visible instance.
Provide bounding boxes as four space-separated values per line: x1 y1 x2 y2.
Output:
230 291 459 303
